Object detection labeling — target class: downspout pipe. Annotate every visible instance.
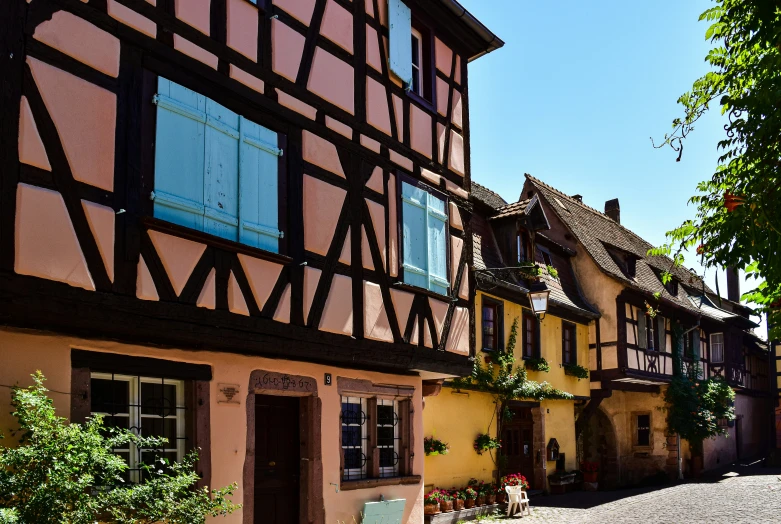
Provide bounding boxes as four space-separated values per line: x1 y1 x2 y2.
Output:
437 0 505 61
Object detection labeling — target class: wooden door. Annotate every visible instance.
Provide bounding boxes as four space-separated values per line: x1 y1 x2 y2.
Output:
500 407 535 488
254 395 300 524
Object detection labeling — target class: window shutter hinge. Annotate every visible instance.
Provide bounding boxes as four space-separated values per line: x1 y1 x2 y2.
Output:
149 191 156 201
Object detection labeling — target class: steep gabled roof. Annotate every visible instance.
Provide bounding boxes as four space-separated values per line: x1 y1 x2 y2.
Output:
524 174 747 324
471 182 508 210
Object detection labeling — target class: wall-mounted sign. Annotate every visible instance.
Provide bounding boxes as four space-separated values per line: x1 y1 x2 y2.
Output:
217 383 241 404
324 373 332 386
249 371 317 394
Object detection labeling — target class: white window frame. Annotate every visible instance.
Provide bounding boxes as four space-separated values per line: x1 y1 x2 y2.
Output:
341 396 368 481
410 27 423 96
710 332 725 363
90 373 186 484
377 398 400 478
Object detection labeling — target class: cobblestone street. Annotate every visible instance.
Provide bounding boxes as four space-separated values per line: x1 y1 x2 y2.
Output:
484 464 781 524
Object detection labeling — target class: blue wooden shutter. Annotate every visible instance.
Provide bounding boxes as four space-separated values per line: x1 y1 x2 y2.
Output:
239 118 283 253
401 182 428 290
203 98 240 241
153 78 207 231
388 0 413 87
426 192 448 295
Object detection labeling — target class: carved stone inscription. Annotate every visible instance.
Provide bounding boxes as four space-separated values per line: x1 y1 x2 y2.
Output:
249 371 318 394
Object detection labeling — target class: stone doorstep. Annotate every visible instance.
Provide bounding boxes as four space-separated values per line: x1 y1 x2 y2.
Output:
424 503 503 524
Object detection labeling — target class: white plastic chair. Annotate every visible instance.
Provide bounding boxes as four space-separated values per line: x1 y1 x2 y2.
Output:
505 485 531 517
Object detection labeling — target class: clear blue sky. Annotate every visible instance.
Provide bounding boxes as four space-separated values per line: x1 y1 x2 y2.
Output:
461 0 765 333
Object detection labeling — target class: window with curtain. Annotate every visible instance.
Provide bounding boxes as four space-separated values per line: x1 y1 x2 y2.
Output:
482 300 503 352
400 181 449 295
153 77 283 253
562 321 576 365
522 310 539 359
710 333 725 363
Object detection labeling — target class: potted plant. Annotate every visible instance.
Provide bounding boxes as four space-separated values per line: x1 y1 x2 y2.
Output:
471 480 487 506
580 461 599 483
437 489 453 512
495 483 507 504
463 487 477 509
564 363 589 380
424 490 440 515
424 436 450 456
500 473 529 491
453 489 465 511
525 356 551 372
473 433 501 455
486 483 498 505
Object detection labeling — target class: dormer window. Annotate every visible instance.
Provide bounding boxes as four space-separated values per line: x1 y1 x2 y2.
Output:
626 256 637 278
665 278 678 296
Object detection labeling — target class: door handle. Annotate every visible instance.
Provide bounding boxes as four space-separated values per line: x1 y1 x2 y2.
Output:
269 461 276 467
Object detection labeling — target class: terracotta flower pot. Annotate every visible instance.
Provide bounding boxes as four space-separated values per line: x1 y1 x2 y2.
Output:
496 491 507 504
487 494 496 505
465 499 475 509
476 495 486 506
440 500 453 512
454 499 465 511
583 471 598 483
424 503 440 515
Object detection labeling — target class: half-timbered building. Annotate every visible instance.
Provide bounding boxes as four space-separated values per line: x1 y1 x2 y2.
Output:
0 0 502 522
422 182 599 493
521 175 773 487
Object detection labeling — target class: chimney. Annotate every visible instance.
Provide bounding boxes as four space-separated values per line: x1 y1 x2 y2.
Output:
605 199 620 223
726 267 740 302
572 194 583 203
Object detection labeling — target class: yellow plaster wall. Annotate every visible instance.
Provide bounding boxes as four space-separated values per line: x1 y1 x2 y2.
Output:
422 389 497 490
540 399 577 474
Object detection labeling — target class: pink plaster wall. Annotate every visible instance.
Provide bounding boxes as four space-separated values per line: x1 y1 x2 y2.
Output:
437 123 446 163
319 274 353 336
364 281 393 342
421 168 441 187
34 11 120 78
136 255 159 301
227 272 250 316
435 37 453 76
273 0 316 26
360 134 381 154
174 34 218 69
366 76 391 135
107 0 157 38
28 57 116 192
410 104 432 158
307 47 355 114
229 64 264 94
274 284 292 323
365 199 386 269
448 129 465 177
147 230 206 296
339 226 352 265
451 89 463 129
366 166 384 194
392 94 404 139
196 267 216 309
429 298 449 343
302 131 345 177
81 200 115 283
237 254 283 310
449 201 463 230
450 235 463 286
436 78 449 117
176 0 211 35
14 183 94 291
226 0 258 61
388 174 398 277
325 116 352 139
18 96 50 171
303 174 346 255
304 266 322 324
447 306 470 355
272 20 305 82
361 226 375 271
389 150 413 172
366 24 382 72
0 330 425 524
458 267 469 300
320 0 353 54
390 288 415 335
276 89 316 120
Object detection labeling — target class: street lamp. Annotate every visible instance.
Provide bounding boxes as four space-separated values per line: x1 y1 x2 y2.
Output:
528 281 550 321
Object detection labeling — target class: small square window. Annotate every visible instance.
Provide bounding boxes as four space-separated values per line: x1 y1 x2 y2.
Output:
636 414 651 447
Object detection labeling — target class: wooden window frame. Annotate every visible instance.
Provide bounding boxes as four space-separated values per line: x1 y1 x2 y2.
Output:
396 174 450 297
481 297 504 352
337 378 419 490
562 320 576 365
522 309 540 360
710 332 725 364
140 70 290 257
407 15 436 112
70 350 212 488
633 412 653 450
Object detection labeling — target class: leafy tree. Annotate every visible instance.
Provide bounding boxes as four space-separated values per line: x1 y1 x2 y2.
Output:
652 0 781 335
0 372 239 524
451 318 572 472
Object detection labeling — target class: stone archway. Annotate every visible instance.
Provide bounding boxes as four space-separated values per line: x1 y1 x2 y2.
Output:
580 407 619 489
